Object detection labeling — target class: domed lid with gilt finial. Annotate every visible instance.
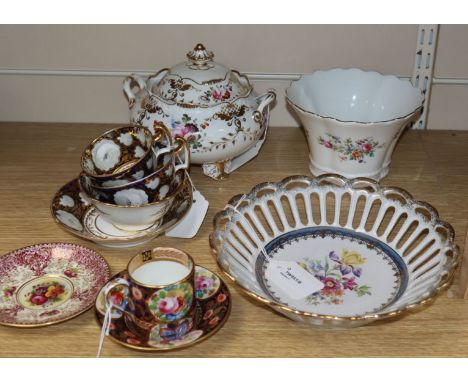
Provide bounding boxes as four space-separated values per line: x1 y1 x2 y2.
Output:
152 43 253 107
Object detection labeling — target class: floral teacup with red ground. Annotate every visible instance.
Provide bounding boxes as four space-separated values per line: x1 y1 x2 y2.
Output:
103 247 195 342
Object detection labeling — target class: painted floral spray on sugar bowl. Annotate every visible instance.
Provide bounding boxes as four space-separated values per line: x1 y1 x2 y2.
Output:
123 43 276 180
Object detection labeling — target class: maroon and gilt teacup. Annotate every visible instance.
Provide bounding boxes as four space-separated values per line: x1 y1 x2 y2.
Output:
81 124 173 188
103 248 196 342
80 136 189 206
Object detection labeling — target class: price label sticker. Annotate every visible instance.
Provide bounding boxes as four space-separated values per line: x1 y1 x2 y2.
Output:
165 188 209 239
268 261 324 300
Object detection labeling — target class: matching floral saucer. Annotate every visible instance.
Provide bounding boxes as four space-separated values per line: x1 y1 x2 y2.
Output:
0 242 110 327
95 265 230 351
51 177 192 248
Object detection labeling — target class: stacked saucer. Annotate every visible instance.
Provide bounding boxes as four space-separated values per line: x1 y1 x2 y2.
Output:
52 125 193 248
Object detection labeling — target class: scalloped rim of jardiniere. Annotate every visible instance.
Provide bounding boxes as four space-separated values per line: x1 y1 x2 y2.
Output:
80 124 170 179
209 174 460 324
78 170 188 209
286 68 425 125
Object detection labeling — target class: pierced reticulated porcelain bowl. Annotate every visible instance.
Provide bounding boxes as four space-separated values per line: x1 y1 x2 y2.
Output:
286 68 425 180
210 175 459 328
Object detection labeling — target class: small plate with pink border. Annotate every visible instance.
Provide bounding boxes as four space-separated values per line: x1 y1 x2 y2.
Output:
0 242 111 327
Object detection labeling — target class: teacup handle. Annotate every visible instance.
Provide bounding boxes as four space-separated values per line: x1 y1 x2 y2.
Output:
103 277 131 314
152 124 174 164
153 124 173 145
173 136 191 173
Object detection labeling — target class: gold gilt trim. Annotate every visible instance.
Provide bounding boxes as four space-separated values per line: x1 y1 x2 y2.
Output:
209 174 460 324
186 43 214 64
152 85 254 110
285 97 424 126
127 248 195 289
285 69 425 125
80 125 154 179
165 68 229 86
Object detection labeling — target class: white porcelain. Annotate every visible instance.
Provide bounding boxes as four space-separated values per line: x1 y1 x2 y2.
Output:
210 174 459 328
286 68 424 180
123 43 276 180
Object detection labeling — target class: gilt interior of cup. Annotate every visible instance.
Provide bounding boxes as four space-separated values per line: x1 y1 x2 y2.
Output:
286 68 425 124
78 170 186 209
80 125 159 178
127 247 195 288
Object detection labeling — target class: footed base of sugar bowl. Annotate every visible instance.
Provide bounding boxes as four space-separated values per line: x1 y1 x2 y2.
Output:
202 160 232 180
308 159 390 181
200 138 268 180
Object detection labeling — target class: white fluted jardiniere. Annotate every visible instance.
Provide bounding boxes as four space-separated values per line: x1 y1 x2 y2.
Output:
286 68 424 180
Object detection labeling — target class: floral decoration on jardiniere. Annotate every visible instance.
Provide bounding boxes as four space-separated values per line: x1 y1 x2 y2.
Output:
298 249 372 305
318 133 384 163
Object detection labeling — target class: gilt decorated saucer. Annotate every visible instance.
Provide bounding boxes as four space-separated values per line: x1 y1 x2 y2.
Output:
51 177 192 248
0 242 110 327
95 265 230 351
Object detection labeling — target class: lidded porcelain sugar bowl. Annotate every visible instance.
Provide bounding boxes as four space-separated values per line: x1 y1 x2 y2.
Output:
123 43 276 180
